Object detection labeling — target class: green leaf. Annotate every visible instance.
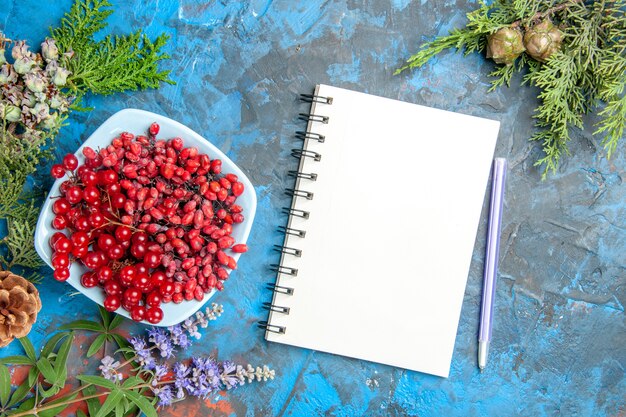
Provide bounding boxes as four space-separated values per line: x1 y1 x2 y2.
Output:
40 332 70 358
115 401 124 417
109 313 124 330
27 367 39 386
18 338 36 361
54 332 73 386
59 320 105 332
35 357 57 385
121 376 143 389
0 355 33 365
77 411 88 417
125 389 158 417
87 334 107 357
82 384 101 417
77 375 117 390
37 383 60 399
37 392 78 417
99 306 111 328
6 379 34 407
95 389 124 417
0 364 10 407
16 396 35 411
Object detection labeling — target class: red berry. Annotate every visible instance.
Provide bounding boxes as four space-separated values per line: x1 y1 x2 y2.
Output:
133 273 152 292
98 234 115 251
114 225 132 242
81 251 101 269
149 122 160 136
52 198 70 215
51 252 70 269
146 307 163 324
81 271 99 288
232 181 244 196
83 185 100 204
97 266 113 283
53 268 70 282
70 231 90 248
119 266 137 287
62 154 79 171
53 237 73 253
104 280 122 296
51 164 66 179
146 291 161 307
123 288 142 306
82 147 97 159
103 295 121 312
231 244 248 253
160 281 175 297
131 305 147 322
52 215 68 230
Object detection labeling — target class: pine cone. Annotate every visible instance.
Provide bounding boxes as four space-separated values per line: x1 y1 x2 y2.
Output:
486 27 526 66
0 271 42 348
523 19 563 63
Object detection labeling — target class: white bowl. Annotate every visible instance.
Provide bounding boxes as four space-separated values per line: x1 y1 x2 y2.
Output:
34 109 257 326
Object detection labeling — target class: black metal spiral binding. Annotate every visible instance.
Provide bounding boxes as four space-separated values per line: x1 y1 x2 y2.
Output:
260 90 332 336
295 131 325 143
300 93 333 104
298 113 329 124
273 244 302 257
281 207 309 219
288 170 317 181
291 148 321 161
284 188 314 200
269 264 298 276
277 225 306 238
262 302 291 314
266 282 295 294
257 321 286 334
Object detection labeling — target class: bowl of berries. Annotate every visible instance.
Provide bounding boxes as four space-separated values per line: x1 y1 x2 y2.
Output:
35 109 256 326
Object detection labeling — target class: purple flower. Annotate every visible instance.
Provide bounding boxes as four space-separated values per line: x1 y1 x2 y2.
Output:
130 337 155 369
99 356 122 382
220 361 241 389
151 364 168 386
152 385 174 407
167 325 192 348
148 328 174 358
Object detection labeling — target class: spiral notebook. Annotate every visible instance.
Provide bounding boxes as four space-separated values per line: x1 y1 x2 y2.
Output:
260 84 500 377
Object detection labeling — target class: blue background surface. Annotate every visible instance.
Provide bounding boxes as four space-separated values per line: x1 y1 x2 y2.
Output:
1 0 625 416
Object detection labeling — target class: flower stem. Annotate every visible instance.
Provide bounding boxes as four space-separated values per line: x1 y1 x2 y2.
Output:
9 392 108 417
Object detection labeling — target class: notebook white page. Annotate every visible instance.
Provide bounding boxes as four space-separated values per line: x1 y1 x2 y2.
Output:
265 84 500 377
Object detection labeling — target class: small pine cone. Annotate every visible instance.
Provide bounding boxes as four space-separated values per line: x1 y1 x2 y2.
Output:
486 27 526 66
523 19 563 63
0 271 42 348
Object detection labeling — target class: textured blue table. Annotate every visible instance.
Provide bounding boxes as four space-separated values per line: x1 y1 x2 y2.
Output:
2 1 625 416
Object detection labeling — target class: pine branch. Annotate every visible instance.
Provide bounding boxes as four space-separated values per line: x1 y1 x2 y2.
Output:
51 0 173 96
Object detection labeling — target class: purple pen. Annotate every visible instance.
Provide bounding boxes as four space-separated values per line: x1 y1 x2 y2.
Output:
478 158 507 371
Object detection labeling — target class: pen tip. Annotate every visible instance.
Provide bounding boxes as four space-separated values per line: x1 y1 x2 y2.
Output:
479 366 484 373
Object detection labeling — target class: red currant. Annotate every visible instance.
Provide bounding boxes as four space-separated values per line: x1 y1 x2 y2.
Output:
119 265 136 287
53 268 70 282
130 305 147 322
81 271 99 288
52 198 70 215
103 295 121 312
145 307 163 324
149 122 160 136
114 225 132 242
51 252 70 269
65 186 84 204
97 234 115 251
62 154 79 171
52 215 68 230
104 280 122 296
51 164 66 179
146 291 161 307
